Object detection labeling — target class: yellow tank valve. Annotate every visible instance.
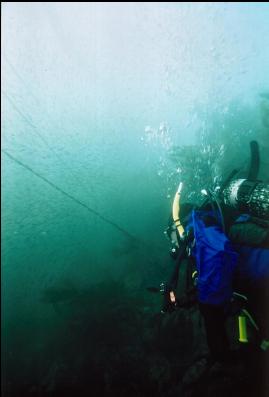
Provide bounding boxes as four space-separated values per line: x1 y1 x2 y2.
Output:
238 315 248 343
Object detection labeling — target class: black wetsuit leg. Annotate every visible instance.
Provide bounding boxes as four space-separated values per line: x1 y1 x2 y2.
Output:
199 303 230 363
249 277 269 341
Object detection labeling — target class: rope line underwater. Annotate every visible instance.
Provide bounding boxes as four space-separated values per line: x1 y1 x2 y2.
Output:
2 149 164 271
2 58 163 268
2 149 138 242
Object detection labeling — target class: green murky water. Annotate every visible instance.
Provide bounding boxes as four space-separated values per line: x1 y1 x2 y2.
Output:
2 3 269 396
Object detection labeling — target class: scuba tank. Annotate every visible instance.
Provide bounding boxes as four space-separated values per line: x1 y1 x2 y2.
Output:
221 140 269 220
222 179 269 219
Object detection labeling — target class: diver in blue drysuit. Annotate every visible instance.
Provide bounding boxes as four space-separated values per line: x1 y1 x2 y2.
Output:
162 97 269 394
164 152 269 371
164 199 269 385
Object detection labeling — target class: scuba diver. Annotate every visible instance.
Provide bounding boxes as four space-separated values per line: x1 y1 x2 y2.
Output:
160 136 269 390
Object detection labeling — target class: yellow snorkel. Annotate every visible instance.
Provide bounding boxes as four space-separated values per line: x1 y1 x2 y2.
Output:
172 182 185 239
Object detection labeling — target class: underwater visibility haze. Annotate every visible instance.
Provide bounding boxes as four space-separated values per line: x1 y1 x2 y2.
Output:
2 3 269 396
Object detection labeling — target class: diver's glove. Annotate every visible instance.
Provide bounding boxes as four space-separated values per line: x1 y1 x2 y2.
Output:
160 283 178 313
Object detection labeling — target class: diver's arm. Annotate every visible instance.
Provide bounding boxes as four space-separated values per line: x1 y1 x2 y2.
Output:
162 241 188 312
163 181 187 310
167 242 187 290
